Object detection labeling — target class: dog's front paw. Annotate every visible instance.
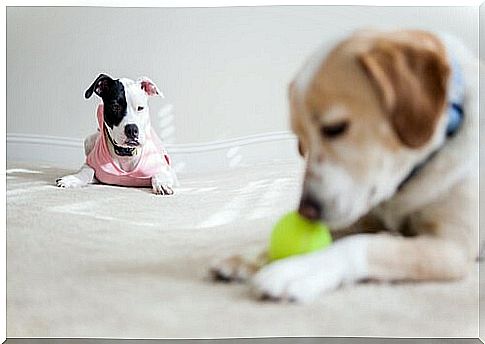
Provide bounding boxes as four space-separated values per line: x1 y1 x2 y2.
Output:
210 255 259 283
152 182 174 196
251 251 347 303
56 175 85 189
251 236 369 303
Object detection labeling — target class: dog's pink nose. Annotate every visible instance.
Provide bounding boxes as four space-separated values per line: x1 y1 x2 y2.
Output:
298 196 322 221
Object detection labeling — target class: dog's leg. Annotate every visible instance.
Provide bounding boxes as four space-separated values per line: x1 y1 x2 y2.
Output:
365 234 474 281
84 132 99 155
209 214 384 284
252 180 477 302
251 232 474 302
366 178 477 282
56 163 95 188
210 245 268 283
56 134 98 188
251 235 369 302
151 165 176 195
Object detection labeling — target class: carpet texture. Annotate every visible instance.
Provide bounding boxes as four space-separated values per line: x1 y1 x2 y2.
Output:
7 161 479 338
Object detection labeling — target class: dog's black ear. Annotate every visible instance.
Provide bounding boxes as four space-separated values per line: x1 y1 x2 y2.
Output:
85 74 114 99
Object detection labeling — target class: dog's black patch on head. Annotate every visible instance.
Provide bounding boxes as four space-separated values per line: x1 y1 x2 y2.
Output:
85 74 127 128
102 80 127 129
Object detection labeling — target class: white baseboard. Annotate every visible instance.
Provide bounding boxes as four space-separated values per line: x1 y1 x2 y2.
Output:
7 132 300 174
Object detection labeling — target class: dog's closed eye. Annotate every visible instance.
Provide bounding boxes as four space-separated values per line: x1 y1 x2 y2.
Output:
298 140 305 157
320 121 349 139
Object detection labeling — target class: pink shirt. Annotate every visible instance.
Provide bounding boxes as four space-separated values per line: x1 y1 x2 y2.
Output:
86 104 171 187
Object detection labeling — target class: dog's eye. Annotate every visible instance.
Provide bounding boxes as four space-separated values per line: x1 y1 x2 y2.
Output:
111 104 121 113
137 106 144 111
320 121 349 139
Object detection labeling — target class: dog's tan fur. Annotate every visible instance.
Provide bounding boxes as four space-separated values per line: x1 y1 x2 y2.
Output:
211 29 478 302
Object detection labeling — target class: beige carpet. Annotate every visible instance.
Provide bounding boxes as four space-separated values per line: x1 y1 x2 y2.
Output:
7 161 479 338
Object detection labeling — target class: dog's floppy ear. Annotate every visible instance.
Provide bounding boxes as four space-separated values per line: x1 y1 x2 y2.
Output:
85 74 114 99
137 76 164 97
358 39 450 148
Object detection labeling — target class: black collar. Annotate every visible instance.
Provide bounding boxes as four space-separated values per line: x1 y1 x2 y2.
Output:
397 52 465 192
103 125 138 157
397 102 464 192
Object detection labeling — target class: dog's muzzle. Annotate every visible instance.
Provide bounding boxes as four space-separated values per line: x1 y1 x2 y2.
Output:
104 126 138 157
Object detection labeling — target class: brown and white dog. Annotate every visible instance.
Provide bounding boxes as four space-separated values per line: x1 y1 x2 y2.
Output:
210 29 479 302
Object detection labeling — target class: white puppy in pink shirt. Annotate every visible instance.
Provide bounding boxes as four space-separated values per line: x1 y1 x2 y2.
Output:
56 74 177 195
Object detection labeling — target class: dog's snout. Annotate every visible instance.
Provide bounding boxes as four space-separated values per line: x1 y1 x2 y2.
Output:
125 124 139 139
298 196 323 221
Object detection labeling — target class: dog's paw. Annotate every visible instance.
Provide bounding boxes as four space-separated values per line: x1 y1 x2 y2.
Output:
251 236 370 303
251 251 348 303
56 175 85 189
152 182 174 196
209 255 259 283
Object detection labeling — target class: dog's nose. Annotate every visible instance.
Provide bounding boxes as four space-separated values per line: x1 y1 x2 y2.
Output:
125 124 139 139
298 195 323 221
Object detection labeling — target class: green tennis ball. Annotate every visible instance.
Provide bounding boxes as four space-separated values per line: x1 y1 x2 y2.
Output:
268 211 332 261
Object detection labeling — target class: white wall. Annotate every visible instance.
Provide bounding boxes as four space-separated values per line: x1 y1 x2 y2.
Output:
6 6 478 170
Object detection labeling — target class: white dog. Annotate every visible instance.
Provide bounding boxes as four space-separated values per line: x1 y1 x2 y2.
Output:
211 30 478 302
57 74 177 195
